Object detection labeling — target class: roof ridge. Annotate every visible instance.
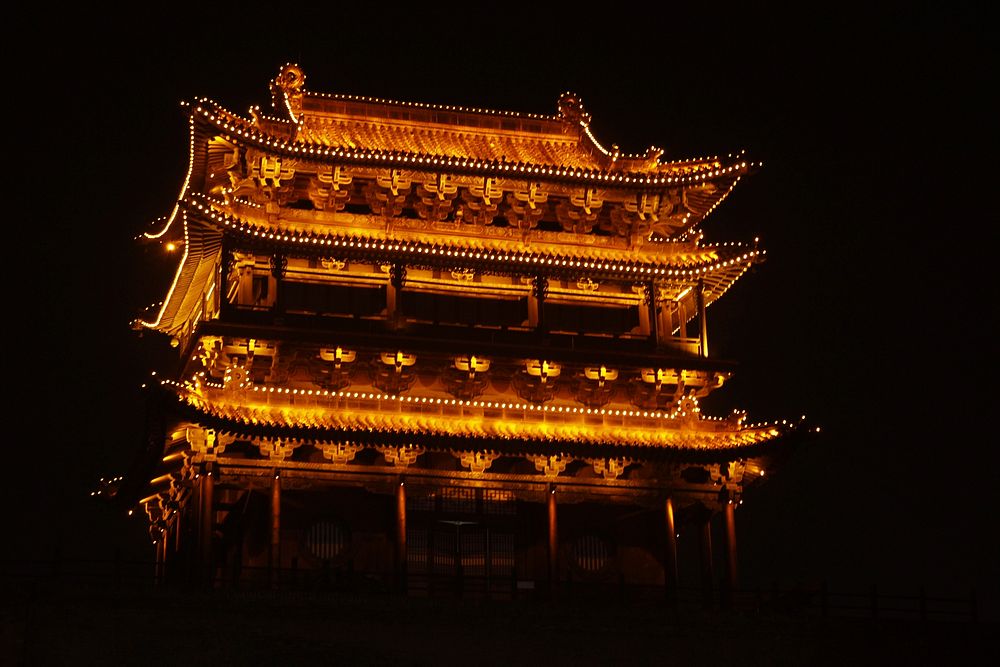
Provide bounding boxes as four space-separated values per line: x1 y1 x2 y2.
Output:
306 89 563 122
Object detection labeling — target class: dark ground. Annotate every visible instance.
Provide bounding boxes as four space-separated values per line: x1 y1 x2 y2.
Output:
3 583 991 666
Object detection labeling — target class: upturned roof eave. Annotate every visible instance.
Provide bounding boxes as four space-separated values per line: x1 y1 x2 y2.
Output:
159 383 799 464
193 99 753 186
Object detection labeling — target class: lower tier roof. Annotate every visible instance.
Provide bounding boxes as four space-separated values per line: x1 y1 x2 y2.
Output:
160 380 799 461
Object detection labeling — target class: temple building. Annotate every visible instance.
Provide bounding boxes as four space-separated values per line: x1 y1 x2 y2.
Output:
123 64 805 598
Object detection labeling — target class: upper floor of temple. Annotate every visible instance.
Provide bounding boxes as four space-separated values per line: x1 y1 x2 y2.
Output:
139 66 763 350
155 64 753 248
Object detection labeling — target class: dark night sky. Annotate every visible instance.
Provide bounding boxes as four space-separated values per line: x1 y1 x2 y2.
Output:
9 6 994 611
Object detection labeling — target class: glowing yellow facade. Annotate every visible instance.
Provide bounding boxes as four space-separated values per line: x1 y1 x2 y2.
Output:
129 65 801 595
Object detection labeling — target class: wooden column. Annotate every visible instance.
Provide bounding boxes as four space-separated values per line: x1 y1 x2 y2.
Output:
645 282 657 343
547 485 558 591
724 501 739 592
161 531 170 581
270 473 281 587
697 278 708 357
154 534 165 585
699 512 715 603
636 296 651 336
664 496 679 600
396 479 407 593
655 299 670 345
161 524 172 583
677 299 688 338
532 276 548 332
191 476 202 575
270 253 286 315
238 261 254 306
386 281 398 322
174 510 182 554
388 263 406 328
201 470 214 587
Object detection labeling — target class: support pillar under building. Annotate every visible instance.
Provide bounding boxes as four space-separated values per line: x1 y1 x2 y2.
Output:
200 470 214 587
270 472 281 587
664 496 679 601
699 511 714 604
547 485 558 592
155 533 165 585
724 501 739 593
697 278 709 357
396 479 407 593
190 475 201 585
174 511 182 555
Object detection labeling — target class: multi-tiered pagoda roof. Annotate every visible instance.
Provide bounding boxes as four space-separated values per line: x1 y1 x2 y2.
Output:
125 66 807 596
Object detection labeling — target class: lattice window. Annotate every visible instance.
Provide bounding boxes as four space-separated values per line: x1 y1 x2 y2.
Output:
483 489 516 515
407 492 436 512
431 530 455 575
304 521 348 561
573 535 610 572
440 487 476 514
461 529 487 576
406 528 427 572
490 532 515 576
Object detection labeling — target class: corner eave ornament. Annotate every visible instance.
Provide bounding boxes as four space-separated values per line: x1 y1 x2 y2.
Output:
271 64 306 122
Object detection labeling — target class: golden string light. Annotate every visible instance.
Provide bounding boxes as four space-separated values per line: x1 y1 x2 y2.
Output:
143 112 197 240
137 211 192 329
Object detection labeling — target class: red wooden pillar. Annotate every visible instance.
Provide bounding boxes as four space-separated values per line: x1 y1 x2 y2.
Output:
396 478 407 593
724 501 739 592
699 512 714 603
201 470 214 587
160 521 172 582
697 278 709 357
664 496 679 601
547 485 558 591
154 533 165 585
190 475 202 585
173 510 182 555
270 472 281 587
646 282 658 343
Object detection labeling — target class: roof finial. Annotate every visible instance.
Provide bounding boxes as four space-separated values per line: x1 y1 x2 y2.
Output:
270 63 306 121
273 63 306 93
557 92 591 127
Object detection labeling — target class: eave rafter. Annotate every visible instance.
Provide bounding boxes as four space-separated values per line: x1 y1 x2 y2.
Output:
183 194 763 286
